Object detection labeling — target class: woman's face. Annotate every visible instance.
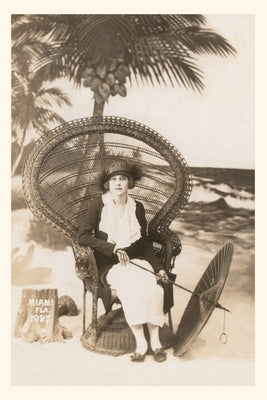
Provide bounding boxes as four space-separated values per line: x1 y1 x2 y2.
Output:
108 174 129 197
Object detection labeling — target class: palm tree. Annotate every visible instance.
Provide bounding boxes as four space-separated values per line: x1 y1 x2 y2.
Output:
12 14 236 117
12 37 72 176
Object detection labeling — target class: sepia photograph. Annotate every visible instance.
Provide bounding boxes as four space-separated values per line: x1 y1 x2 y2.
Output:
8 10 255 389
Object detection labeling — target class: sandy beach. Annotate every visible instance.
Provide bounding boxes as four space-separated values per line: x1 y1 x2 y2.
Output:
11 206 254 386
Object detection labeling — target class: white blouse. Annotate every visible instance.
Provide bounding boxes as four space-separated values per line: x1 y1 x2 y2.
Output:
98 191 141 248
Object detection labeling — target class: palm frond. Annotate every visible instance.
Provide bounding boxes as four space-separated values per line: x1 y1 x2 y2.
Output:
176 27 237 57
130 14 205 37
180 14 207 25
76 15 130 64
131 33 204 90
12 14 77 43
12 38 53 59
12 14 236 92
34 87 72 108
33 107 66 127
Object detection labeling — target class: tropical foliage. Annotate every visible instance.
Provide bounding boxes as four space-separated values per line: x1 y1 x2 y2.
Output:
11 35 72 175
12 14 236 116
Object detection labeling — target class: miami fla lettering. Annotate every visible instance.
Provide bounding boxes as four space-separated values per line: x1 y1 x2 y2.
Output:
28 298 54 307
29 298 54 315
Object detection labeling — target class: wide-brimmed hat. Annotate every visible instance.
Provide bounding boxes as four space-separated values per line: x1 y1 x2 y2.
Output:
98 160 142 191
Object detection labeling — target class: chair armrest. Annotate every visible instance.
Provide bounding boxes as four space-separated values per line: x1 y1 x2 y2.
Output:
72 243 99 284
149 229 182 270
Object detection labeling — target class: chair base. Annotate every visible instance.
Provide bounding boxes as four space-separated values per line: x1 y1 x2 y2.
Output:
80 308 135 356
80 308 176 356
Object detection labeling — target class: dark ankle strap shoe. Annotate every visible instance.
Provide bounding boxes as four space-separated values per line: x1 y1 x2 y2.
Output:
153 348 167 362
130 352 146 362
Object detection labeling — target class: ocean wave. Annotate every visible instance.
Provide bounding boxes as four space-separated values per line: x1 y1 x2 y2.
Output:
206 183 253 199
192 176 214 184
224 195 254 210
189 185 254 210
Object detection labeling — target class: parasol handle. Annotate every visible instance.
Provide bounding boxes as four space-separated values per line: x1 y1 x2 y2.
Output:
215 302 231 313
129 260 231 313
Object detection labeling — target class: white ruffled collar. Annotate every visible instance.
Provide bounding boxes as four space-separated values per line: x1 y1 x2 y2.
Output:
99 191 141 248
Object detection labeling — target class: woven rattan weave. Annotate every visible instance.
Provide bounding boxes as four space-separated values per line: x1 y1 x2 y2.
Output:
22 116 192 355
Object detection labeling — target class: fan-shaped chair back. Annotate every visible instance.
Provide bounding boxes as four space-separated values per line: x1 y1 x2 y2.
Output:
23 116 192 245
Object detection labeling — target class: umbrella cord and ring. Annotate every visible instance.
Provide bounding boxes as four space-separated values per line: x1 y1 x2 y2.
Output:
220 310 228 344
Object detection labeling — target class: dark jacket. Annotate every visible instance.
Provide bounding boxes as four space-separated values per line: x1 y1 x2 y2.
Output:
77 196 163 275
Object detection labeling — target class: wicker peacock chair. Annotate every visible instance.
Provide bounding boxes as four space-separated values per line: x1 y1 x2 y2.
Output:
22 116 192 355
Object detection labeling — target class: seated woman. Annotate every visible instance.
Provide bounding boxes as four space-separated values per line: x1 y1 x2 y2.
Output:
77 160 169 362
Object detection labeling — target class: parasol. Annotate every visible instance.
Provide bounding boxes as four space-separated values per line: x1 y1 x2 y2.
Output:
172 240 234 356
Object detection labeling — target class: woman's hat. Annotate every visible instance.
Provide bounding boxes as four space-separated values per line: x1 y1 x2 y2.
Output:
98 160 142 191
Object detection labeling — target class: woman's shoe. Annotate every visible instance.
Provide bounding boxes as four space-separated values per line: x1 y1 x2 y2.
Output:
153 348 167 362
130 352 146 362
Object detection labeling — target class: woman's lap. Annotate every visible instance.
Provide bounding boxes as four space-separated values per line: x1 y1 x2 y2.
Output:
107 259 165 326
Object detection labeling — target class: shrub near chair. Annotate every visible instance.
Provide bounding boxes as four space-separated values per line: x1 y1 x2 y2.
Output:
22 116 192 355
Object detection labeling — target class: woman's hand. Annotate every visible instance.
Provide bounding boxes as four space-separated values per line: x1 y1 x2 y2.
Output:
116 249 130 266
156 269 169 285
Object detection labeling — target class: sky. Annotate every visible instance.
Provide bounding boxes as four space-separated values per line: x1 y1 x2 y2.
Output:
50 14 254 169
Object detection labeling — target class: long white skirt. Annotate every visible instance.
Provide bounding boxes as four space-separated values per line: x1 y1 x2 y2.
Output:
106 259 165 327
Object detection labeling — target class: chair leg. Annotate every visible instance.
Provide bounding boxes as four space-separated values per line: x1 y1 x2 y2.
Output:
82 283 87 334
90 290 98 344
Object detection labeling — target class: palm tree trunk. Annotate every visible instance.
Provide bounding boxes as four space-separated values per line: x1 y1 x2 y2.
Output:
93 100 105 117
75 99 106 187
11 127 27 176
93 100 106 165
